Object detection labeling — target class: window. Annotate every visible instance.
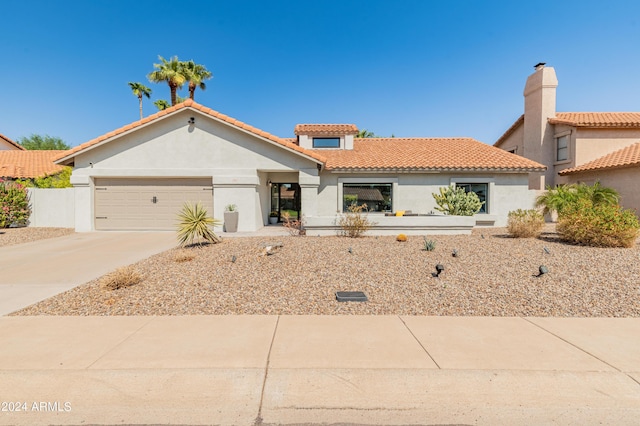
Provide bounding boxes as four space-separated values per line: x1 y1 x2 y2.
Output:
556 135 568 161
456 183 488 213
313 137 340 148
342 183 392 212
507 148 517 154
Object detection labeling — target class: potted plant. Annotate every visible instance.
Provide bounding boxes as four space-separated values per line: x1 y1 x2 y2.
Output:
223 204 239 233
269 210 279 225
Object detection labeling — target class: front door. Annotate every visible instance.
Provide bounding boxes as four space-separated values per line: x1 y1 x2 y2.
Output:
271 183 300 222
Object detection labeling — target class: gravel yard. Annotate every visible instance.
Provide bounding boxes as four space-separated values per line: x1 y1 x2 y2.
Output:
12 225 640 317
0 227 74 247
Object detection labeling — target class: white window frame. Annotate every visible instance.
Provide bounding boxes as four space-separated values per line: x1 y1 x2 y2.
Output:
338 177 398 213
450 178 494 214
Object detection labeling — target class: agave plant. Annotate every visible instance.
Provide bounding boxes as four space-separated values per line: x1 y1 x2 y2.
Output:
176 202 221 246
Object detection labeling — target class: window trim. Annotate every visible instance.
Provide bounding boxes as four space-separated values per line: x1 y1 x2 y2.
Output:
338 177 398 213
450 178 494 214
554 130 572 165
312 137 341 148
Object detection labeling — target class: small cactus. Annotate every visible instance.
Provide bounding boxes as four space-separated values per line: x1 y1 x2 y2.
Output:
396 234 408 242
423 237 436 251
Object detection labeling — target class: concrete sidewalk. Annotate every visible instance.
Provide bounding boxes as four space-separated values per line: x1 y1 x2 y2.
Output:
0 232 177 315
1 315 639 425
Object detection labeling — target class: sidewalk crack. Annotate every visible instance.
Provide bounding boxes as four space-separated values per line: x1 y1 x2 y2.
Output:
254 315 280 426
521 317 623 373
398 316 440 369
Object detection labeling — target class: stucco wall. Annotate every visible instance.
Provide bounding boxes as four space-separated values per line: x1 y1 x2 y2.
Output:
27 188 75 228
564 167 640 216
70 110 320 231
314 172 536 227
573 128 640 166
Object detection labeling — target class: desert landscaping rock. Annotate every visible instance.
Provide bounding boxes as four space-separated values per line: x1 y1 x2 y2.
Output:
11 225 640 317
0 227 74 247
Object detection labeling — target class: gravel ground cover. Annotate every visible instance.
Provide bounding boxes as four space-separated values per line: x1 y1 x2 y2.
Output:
12 225 640 317
0 227 74 247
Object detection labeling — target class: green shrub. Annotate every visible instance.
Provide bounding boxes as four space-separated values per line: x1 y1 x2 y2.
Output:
176 202 222 246
338 203 374 238
507 209 545 238
557 199 639 248
536 182 620 217
0 180 31 228
16 167 73 188
422 238 436 251
432 185 483 216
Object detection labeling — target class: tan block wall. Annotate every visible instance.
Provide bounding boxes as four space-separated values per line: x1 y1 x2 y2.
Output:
564 167 640 216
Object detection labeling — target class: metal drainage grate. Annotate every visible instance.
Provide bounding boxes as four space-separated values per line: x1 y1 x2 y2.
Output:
336 291 368 302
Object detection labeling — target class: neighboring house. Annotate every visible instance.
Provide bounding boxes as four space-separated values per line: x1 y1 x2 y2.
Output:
55 100 545 233
0 134 25 151
494 64 640 213
0 150 67 180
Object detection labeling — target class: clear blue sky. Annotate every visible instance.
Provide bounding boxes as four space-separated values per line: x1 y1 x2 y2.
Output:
2 0 639 148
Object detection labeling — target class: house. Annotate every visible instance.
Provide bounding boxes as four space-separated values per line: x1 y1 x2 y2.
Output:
0 150 67 180
0 134 25 151
494 64 640 213
55 100 545 233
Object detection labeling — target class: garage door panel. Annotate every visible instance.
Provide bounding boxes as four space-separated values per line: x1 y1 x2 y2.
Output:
94 178 214 230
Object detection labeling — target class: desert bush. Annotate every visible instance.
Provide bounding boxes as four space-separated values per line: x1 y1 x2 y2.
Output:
174 250 195 263
432 185 483 216
507 209 545 238
423 238 436 251
0 180 31 228
176 202 222 246
101 266 142 290
396 233 407 242
557 199 639 248
282 211 305 236
338 203 374 238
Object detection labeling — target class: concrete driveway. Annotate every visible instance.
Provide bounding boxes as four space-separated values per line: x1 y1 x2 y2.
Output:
0 232 177 315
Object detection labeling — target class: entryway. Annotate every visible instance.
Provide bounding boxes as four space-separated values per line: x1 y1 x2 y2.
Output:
270 183 300 222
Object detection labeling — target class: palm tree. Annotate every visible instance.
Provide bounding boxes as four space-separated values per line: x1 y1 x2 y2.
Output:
147 56 186 106
128 82 152 120
183 60 213 100
576 181 620 206
154 99 171 111
356 129 376 138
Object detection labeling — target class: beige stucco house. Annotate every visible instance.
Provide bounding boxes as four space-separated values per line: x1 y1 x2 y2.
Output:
494 64 640 214
55 100 545 233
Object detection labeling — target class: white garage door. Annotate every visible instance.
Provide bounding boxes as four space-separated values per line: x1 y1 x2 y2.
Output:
94 178 214 230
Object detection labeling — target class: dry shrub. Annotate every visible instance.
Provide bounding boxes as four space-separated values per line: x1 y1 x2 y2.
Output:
557 199 639 248
282 212 305 236
507 209 545 238
174 250 195 263
100 266 142 290
338 203 374 238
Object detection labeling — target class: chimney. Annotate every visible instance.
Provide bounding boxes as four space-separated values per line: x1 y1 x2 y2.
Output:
523 64 557 190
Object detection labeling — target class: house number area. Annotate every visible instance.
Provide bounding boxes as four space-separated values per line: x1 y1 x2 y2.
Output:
1 401 72 412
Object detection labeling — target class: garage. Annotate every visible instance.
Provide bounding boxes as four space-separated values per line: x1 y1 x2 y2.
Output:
94 178 213 230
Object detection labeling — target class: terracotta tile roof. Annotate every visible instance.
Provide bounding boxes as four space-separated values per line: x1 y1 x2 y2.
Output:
0 150 67 179
494 115 524 147
322 138 546 171
558 142 640 175
549 112 640 128
0 134 25 150
294 124 359 136
55 99 326 165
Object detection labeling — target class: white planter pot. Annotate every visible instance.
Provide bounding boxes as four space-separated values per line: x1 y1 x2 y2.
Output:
224 211 239 232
